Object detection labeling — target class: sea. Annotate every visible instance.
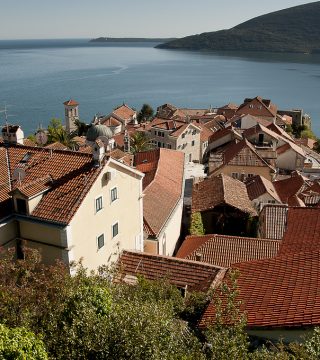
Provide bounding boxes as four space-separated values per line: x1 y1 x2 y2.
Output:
1 38 320 136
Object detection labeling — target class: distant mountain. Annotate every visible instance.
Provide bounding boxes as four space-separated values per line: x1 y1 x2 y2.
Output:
156 2 320 53
90 37 176 43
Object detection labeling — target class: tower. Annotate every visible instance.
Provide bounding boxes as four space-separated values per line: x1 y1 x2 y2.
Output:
63 99 79 134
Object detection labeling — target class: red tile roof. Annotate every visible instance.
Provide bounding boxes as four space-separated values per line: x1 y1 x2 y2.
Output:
136 148 185 237
176 234 280 267
246 175 281 203
236 96 277 118
200 250 320 328
118 250 225 292
192 174 256 216
273 174 309 205
63 99 79 106
278 207 320 256
45 142 68 150
113 104 136 120
0 144 104 224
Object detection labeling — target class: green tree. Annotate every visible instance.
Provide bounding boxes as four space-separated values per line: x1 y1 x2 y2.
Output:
130 132 153 154
205 271 249 360
189 212 205 235
47 118 77 149
0 324 48 360
137 104 154 123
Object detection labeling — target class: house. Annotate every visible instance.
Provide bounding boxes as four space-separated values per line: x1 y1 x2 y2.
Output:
235 96 278 122
192 174 257 236
217 103 238 120
199 250 320 342
207 127 243 154
199 207 320 342
246 175 282 211
144 118 201 162
0 132 144 271
208 139 276 182
176 234 280 267
134 148 185 256
117 250 225 292
1 125 25 145
225 114 272 130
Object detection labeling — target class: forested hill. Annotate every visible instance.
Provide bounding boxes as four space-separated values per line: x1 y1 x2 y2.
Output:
156 2 320 53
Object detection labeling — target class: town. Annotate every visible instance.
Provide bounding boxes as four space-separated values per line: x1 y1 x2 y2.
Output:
1 95 320 352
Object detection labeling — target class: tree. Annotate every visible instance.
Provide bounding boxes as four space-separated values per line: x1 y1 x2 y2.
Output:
137 104 154 123
0 324 48 360
46 118 77 149
189 212 205 235
130 132 153 154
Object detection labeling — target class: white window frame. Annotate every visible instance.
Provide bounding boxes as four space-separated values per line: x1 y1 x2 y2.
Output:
110 187 118 203
97 233 105 250
95 195 103 213
112 222 119 238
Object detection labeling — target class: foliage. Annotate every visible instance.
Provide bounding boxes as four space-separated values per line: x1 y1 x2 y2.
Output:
0 324 48 360
130 131 153 154
73 118 89 137
46 118 78 149
205 270 249 360
137 103 154 123
157 3 320 54
1 248 320 359
189 212 205 235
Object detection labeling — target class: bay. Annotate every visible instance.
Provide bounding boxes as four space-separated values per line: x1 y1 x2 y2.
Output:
0 39 320 135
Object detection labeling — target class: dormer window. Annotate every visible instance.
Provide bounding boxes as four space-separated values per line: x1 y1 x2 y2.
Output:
16 198 27 215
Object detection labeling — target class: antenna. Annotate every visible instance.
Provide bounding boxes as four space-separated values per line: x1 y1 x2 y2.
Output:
0 103 15 132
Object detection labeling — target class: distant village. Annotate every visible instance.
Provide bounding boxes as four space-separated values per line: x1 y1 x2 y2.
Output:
1 95 320 342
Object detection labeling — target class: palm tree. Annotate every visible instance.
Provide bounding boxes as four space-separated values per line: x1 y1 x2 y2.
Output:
130 132 153 154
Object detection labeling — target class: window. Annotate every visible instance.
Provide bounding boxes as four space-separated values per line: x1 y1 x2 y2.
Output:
182 133 185 139
192 130 197 135
191 140 195 146
16 198 27 215
97 234 104 249
111 187 118 202
95 196 103 212
112 222 119 238
167 144 172 149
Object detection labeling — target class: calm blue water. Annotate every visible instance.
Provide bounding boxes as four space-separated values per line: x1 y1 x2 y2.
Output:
1 39 320 135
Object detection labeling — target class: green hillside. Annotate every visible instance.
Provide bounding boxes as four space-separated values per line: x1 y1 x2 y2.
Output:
156 2 320 53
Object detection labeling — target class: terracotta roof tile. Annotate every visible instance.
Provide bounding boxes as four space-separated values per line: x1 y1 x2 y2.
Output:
135 149 184 237
176 234 280 267
278 207 320 256
192 174 256 216
113 104 136 120
0 144 104 224
63 99 78 106
118 250 224 292
246 175 281 203
200 250 320 328
273 174 309 204
45 142 68 150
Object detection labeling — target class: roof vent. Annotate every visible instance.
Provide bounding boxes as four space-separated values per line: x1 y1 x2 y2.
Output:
195 252 203 262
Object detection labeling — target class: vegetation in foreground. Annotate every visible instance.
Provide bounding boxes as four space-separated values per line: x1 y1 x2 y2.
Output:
0 248 319 359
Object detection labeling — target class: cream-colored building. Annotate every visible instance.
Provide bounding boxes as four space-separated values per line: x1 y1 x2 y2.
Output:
144 118 201 162
0 139 144 272
134 148 185 256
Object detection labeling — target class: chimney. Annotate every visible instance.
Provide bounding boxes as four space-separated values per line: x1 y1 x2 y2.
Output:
195 252 203 262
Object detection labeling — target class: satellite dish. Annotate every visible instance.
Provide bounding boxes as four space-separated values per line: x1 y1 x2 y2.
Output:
13 167 26 182
36 131 48 145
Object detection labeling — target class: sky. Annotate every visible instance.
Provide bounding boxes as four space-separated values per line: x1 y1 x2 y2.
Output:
0 0 316 40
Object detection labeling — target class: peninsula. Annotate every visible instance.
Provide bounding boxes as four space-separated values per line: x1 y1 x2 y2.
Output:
90 37 176 43
156 2 320 53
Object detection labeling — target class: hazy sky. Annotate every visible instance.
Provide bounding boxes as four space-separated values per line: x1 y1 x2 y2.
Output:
0 0 316 40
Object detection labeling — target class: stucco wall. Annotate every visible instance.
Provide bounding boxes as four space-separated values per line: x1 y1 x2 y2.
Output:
70 161 143 271
0 219 18 246
157 198 183 256
276 150 304 171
